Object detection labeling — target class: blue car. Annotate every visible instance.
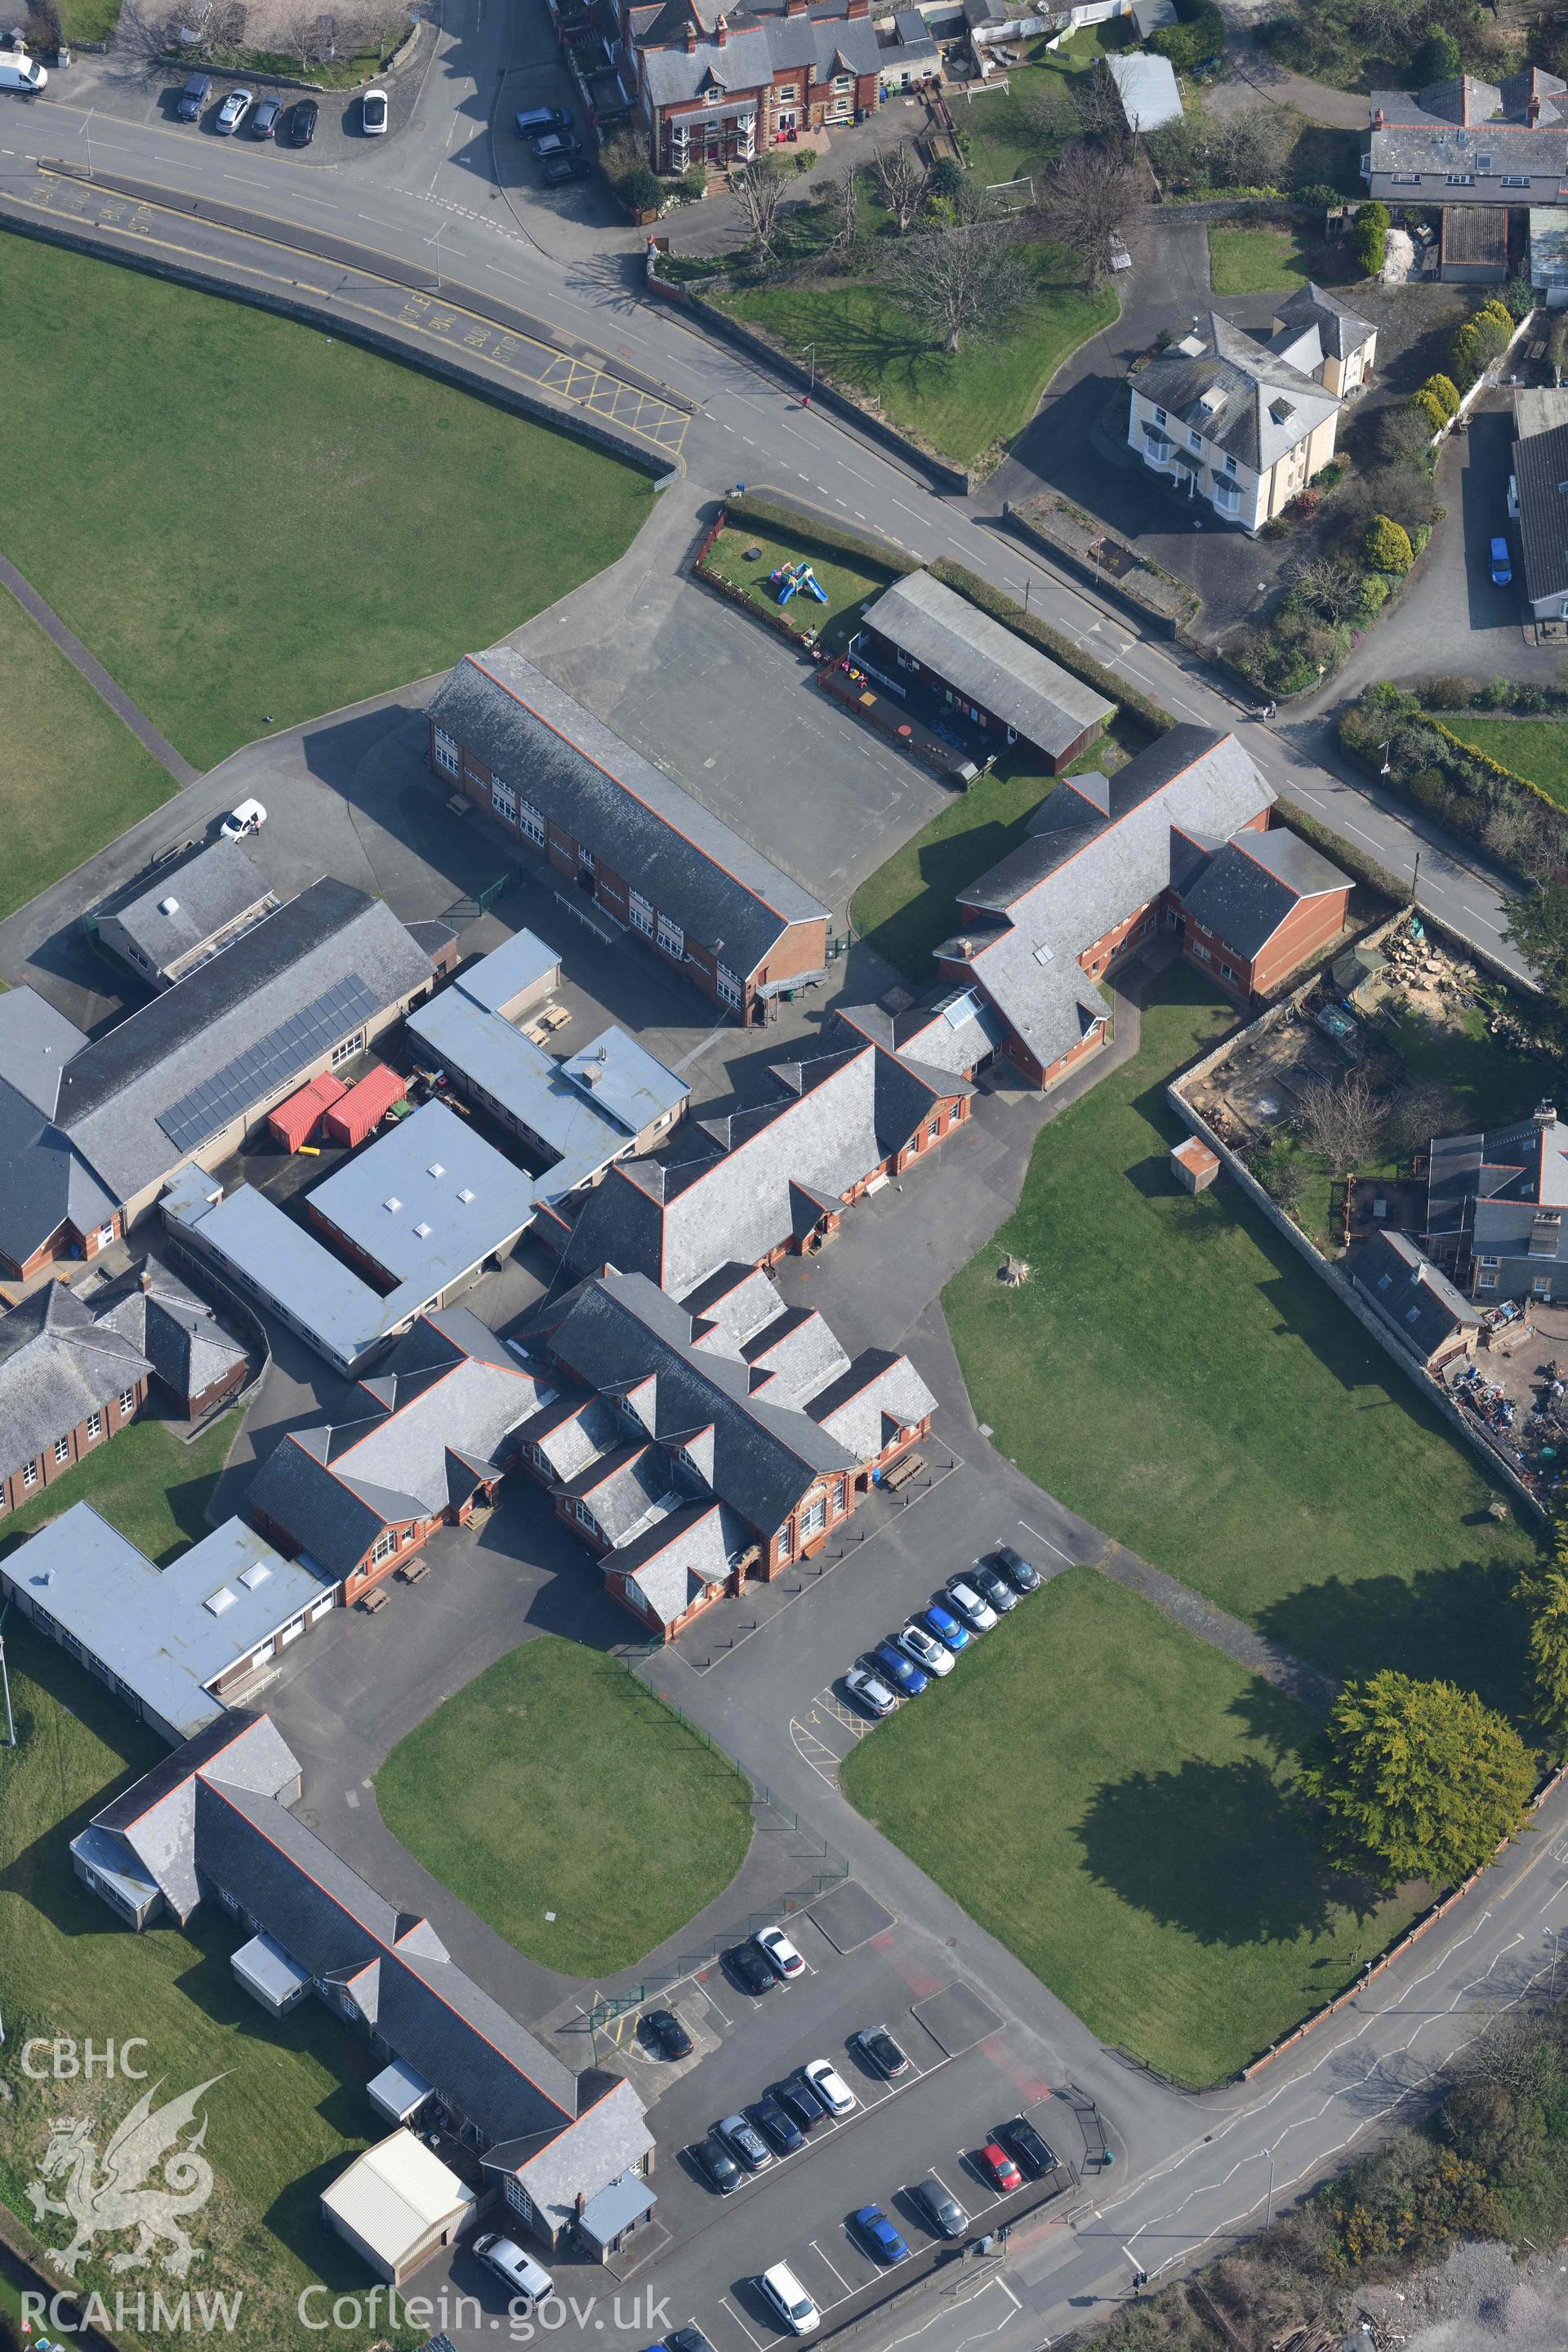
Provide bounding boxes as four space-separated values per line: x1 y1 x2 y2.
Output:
852 2206 911 2265
872 1641 929 1697
920 1602 971 1655
1490 534 1512 587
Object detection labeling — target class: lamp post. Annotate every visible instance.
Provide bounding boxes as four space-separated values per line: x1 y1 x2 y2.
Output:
1264 2145 1276 2228
1547 1923 1565 2001
0 1632 12 1748
1411 847 1422 910
426 220 446 292
801 341 817 408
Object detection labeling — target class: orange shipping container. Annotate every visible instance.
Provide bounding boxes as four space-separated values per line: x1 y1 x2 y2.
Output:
268 1071 349 1153
323 1063 408 1149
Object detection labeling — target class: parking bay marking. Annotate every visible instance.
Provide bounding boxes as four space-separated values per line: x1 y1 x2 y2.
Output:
717 2295 771 2352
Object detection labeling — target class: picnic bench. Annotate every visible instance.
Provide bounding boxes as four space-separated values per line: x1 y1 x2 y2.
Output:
397 1557 430 1584
358 1584 390 1613
880 1451 925 1493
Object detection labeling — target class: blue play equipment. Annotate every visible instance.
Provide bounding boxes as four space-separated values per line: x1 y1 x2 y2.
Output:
768 559 829 608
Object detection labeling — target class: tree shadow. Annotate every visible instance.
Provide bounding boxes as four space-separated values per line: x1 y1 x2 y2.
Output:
1256 1559 1531 1717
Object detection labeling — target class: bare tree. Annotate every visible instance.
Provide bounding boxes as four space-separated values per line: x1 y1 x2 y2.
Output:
730 154 789 265
1041 138 1143 287
886 216 1034 353
1287 555 1362 624
822 161 863 261
1018 79 1078 145
873 137 928 234
349 0 410 54
282 2 326 68
1384 1078 1459 1158
1206 102 1291 191
1295 1068 1385 1174
1073 55 1133 149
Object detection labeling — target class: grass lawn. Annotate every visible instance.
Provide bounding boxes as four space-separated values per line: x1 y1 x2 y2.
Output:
850 732 1130 978
1208 224 1314 297
715 245 1116 467
0 582 175 929
1440 716 1568 810
58 0 122 36
700 522 893 653
951 24 1127 194
942 968 1539 1704
0 1411 236 1567
0 1628 422 2352
844 1567 1419 2086
376 1637 754 1976
0 238 652 775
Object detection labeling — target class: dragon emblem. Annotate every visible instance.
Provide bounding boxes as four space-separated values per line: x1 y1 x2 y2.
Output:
26 2075 225 2278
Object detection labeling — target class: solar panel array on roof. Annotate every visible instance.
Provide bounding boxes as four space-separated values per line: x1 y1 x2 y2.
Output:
156 976 379 1155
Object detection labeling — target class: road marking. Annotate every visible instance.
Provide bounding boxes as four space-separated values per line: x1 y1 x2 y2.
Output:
1018 1518 1076 1563
807 2238 853 2293
718 2295 769 2351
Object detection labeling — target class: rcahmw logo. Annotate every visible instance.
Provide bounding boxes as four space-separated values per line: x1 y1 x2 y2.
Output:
23 2053 228 2282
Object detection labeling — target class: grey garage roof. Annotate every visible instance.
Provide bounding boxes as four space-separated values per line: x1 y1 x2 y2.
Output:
1107 51 1182 131
1514 420 1568 608
105 844 277 982
427 648 828 983
860 572 1112 762
0 1281 150 1481
306 1100 537 1292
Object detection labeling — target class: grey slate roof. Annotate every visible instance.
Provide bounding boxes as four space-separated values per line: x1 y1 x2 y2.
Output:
1427 1104 1568 1262
0 1083 118 1275
426 648 828 983
507 2077 653 2227
0 987 88 1118
162 1173 395 1374
860 572 1112 762
1176 826 1348 960
85 1708 301 1922
833 991 1001 1083
1269 282 1374 366
105 844 276 981
306 1101 537 1290
88 1257 247 1410
1514 420 1568 607
0 1281 150 1480
608 1499 742 1628
805 1348 937 1455
1134 314 1339 472
1365 71 1568 198
1352 1229 1480 1361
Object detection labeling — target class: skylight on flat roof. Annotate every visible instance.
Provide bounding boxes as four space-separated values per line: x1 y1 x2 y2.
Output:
204 1586 238 1616
238 1561 271 1590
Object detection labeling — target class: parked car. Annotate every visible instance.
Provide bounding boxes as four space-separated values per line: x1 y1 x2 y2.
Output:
175 70 211 120
361 85 388 133
252 94 283 137
688 2136 742 2194
473 2235 554 2300
724 1940 777 1996
755 1924 804 1980
912 2176 968 2238
215 87 253 133
849 2025 909 2079
991 1544 1041 1594
946 1575 998 1633
771 2074 828 2132
802 2058 856 2117
666 2332 715 2352
844 1663 898 1717
897 1621 954 1677
289 96 318 144
758 2265 820 2337
997 2116 1057 2177
640 2007 693 2060
1490 533 1512 586
978 2140 1022 2193
220 797 265 837
969 1560 1018 1615
747 2093 804 2156
541 155 592 185
715 2113 773 2173
514 102 572 134
852 2206 910 2265
920 1601 971 1655
532 129 581 158
872 1641 929 1697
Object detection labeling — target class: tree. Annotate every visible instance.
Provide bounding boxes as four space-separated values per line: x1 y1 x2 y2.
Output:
873 138 927 233
1421 371 1460 420
1294 1067 1385 1173
730 154 789 263
1143 111 1207 192
1287 554 1364 623
1518 1552 1568 1753
1207 104 1291 191
282 2 327 67
1074 54 1134 149
1018 78 1080 146
1365 512 1414 572
1384 1076 1457 1156
1306 1669 1537 1889
1353 198 1388 276
23 0 61 51
1504 880 1568 1008
886 216 1034 351
822 161 863 261
1042 137 1143 288
928 155 965 203
1412 24 1461 81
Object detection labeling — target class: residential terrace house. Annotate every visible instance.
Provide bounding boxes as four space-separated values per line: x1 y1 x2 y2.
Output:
1364 67 1568 213
426 645 829 1025
933 726 1351 1089
512 1265 936 1636
70 1710 656 2261
608 0 884 175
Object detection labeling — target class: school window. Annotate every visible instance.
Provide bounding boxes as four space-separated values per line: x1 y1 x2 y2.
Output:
433 727 460 775
831 1477 846 1514
518 799 546 846
716 964 742 1006
492 778 518 823
21 1462 37 1489
331 1030 366 1068
1192 942 1213 964
579 845 595 871
630 891 654 938
371 1528 397 1565
96 1223 115 1248
927 1118 941 1141
657 913 685 959
777 1521 793 1561
54 1437 69 1465
801 1495 826 1538
87 1413 101 1441
1219 963 1236 982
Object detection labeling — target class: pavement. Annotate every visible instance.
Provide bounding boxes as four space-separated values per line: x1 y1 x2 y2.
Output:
0 550 199 785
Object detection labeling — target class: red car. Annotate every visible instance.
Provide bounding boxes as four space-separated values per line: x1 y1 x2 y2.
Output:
979 2140 1022 2193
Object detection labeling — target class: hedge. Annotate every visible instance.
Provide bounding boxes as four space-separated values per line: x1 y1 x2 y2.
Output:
927 559 1174 738
723 490 916 580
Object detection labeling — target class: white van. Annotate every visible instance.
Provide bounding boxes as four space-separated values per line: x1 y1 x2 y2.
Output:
758 2265 821 2336
0 48 47 91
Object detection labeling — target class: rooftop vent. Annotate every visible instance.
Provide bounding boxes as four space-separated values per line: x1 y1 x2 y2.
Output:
428 1163 445 1178
203 1586 238 1617
414 1221 433 1238
159 897 180 915
384 1196 402 1213
457 1186 475 1203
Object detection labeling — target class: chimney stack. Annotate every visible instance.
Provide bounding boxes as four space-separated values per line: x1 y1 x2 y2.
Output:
1535 1099 1558 1130
715 12 728 42
1530 91 1542 122
684 16 697 46
1372 105 1384 128
139 1265 155 1293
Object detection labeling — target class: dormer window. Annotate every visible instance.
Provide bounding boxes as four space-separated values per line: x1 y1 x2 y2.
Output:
706 82 720 101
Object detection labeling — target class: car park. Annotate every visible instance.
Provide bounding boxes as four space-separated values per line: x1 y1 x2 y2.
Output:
533 129 581 158
252 95 283 137
803 2057 857 2117
220 797 265 838
852 2205 910 2265
361 86 388 133
758 2265 820 2336
641 2007 693 2060
872 1641 929 1697
515 102 572 134
688 2136 743 2194
912 2176 968 2237
215 88 252 133
725 1940 777 1996
978 2140 1022 2192
289 97 318 144
992 1544 1041 1593
715 2113 773 2172
969 1560 1018 1614
844 1663 898 1717
541 155 592 185
997 2116 1057 2177
920 1601 971 1654
748 2094 804 2156
473 2235 554 2299
946 1576 998 1633
898 1621 953 1677
849 2025 909 2078
771 2075 829 2132
755 1924 804 1980
176 71 211 120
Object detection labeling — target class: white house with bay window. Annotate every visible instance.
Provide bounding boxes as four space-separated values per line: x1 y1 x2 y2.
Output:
1129 297 1374 535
